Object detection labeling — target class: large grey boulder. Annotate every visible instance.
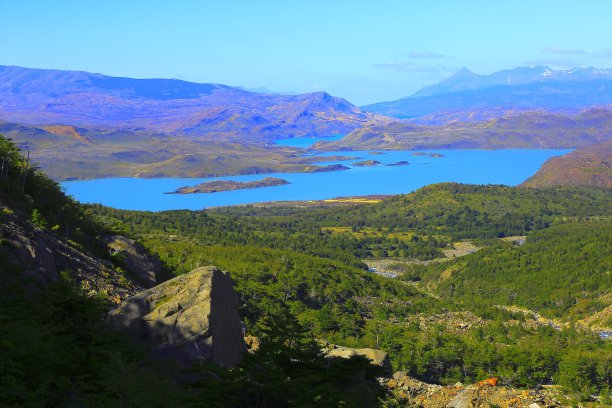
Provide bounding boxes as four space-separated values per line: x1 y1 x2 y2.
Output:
103 235 161 288
107 266 246 367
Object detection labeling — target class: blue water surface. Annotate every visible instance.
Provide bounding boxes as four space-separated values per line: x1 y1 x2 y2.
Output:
61 149 570 211
274 134 345 148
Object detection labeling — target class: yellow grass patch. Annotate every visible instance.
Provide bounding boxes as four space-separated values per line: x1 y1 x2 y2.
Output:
322 226 416 241
323 198 382 204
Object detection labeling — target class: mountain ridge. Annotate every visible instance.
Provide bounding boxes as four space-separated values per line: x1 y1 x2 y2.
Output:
0 65 390 141
410 65 612 98
363 66 612 121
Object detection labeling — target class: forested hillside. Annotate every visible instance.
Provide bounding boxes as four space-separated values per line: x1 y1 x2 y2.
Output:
0 134 395 406
3 133 611 406
91 181 612 403
207 183 611 239
402 220 611 323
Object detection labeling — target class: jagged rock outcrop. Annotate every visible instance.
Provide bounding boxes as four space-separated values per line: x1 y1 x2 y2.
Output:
103 235 162 288
0 202 142 303
107 266 246 367
323 344 392 373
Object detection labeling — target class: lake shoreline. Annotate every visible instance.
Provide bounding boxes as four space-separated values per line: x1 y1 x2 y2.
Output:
62 148 572 211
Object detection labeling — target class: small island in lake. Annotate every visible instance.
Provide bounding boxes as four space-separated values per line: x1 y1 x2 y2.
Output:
169 177 290 194
387 161 410 166
412 152 445 158
352 160 381 167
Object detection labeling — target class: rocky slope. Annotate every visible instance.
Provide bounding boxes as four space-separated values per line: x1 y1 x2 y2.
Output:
386 371 565 408
1 196 246 367
0 200 142 303
313 108 612 151
0 65 390 141
521 140 612 188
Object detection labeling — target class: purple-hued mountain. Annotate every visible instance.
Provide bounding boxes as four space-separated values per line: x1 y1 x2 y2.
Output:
0 65 390 141
412 66 612 97
362 66 612 122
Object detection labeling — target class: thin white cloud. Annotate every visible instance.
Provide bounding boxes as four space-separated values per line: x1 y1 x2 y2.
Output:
407 51 449 59
523 58 578 67
593 48 612 59
542 47 587 55
373 61 454 73
542 46 612 60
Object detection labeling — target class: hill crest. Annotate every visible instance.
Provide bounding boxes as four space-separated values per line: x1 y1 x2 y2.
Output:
0 65 390 141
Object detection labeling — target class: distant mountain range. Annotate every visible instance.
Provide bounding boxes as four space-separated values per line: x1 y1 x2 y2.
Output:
362 66 612 123
4 65 612 137
313 108 612 151
0 65 389 141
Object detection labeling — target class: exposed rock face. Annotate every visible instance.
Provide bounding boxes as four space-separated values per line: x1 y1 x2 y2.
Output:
39 125 92 144
0 202 142 303
387 371 562 408
107 266 246 367
323 344 392 373
103 235 161 288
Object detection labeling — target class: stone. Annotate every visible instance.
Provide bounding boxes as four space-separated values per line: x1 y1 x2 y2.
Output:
107 266 246 367
325 345 392 373
103 235 161 288
446 386 479 408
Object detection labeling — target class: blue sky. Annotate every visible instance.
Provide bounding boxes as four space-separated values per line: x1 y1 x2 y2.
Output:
1 0 611 104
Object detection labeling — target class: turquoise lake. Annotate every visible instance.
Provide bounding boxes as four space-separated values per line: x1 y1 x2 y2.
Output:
274 134 345 148
61 149 570 211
